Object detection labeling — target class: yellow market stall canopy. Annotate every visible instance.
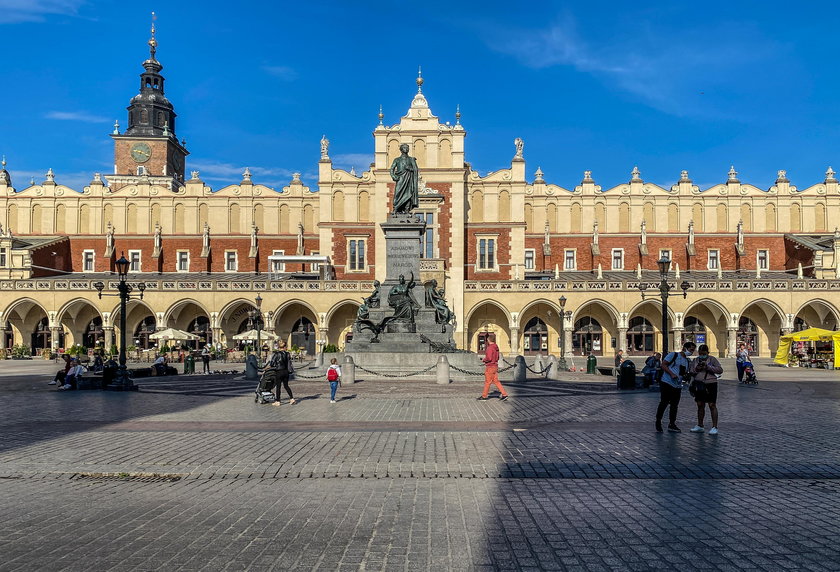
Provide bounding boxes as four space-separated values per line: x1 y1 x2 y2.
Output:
774 328 840 368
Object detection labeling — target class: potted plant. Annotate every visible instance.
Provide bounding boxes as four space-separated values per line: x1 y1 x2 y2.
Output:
11 344 32 359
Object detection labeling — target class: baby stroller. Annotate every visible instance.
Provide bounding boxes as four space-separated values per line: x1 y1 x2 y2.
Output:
254 368 277 404
742 361 758 384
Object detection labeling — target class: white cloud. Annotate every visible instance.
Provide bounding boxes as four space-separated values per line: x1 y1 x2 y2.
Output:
332 153 373 172
189 159 316 188
0 0 85 24
490 16 774 117
46 111 109 123
7 168 96 192
261 65 298 81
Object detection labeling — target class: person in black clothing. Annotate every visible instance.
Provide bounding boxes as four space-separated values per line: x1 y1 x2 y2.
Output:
201 346 211 374
269 341 296 406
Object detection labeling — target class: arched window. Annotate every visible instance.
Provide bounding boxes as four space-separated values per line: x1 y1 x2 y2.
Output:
31 204 42 234
571 203 582 233
716 204 728 232
692 203 704 232
740 204 752 231
667 204 679 232
643 203 655 231
279 204 290 233
618 203 630 233
174 203 185 234
498 190 510 223
55 204 66 234
438 139 451 168
150 204 161 232
253 204 264 231
471 190 484 223
682 316 706 346
79 204 90 234
230 204 241 234
83 317 103 349
303 204 314 232
523 317 548 356
291 317 316 356
573 316 602 356
187 316 210 348
815 203 827 232
332 191 345 221
413 139 426 168
627 316 654 354
126 204 137 233
358 191 370 221
6 204 16 233
524 203 533 232
387 139 400 164
103 204 113 232
765 203 777 232
133 316 157 350
198 203 208 231
595 203 606 230
547 202 558 232
790 203 802 232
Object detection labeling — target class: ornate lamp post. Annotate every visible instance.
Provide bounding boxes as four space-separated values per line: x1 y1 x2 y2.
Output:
94 253 145 390
558 295 573 371
638 256 689 356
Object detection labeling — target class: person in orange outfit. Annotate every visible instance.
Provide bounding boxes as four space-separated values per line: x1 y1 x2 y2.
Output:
477 333 509 401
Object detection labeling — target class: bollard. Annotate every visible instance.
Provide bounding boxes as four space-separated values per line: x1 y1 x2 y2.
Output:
436 355 450 385
514 355 527 383
343 355 355 384
534 354 544 373
546 355 559 380
245 353 259 381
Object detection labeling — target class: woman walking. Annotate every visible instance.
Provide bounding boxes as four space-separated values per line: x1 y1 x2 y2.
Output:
270 341 296 406
326 358 341 403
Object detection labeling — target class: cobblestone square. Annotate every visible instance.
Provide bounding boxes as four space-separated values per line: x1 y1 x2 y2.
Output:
1 359 840 571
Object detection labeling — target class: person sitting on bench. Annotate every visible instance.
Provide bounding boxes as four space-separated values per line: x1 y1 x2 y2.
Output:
152 354 168 376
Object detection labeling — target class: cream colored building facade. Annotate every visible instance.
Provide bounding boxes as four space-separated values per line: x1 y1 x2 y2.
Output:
1 43 840 360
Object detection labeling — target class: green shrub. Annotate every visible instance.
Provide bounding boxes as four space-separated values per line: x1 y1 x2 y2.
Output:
322 344 339 353
110 344 119 356
67 344 86 356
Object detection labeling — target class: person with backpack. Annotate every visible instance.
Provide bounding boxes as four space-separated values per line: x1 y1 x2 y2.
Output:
269 341 296 406
655 341 696 433
326 357 342 403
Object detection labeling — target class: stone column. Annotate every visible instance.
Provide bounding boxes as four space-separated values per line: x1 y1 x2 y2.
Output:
618 328 628 352
672 327 685 350
509 327 520 356
103 327 114 350
50 327 62 350
726 328 738 359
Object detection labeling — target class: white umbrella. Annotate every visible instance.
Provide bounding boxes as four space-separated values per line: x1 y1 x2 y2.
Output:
232 329 280 341
149 327 200 341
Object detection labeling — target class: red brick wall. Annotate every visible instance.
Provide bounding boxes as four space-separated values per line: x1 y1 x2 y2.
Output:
331 226 375 280
30 238 72 277
465 227 511 280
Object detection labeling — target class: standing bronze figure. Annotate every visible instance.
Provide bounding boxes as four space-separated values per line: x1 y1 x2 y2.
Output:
390 143 419 214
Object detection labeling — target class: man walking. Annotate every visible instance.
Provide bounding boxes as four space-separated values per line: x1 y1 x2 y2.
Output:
477 333 509 401
656 341 696 433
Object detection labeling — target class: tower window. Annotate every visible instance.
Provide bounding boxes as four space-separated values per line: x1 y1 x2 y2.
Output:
141 110 149 124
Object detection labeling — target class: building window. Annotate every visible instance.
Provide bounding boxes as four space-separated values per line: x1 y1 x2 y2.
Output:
417 212 436 258
225 251 238 272
757 249 769 270
128 250 141 273
176 251 189 272
137 166 146 176
348 239 366 272
524 249 535 270
564 249 576 270
83 250 95 272
611 249 624 270
708 249 720 270
477 236 497 270
0 248 6 267
271 250 285 273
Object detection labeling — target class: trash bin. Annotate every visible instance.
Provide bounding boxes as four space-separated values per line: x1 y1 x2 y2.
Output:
618 359 637 390
586 354 598 374
184 354 195 375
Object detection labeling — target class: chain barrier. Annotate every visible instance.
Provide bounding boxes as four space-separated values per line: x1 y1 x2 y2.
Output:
525 362 551 375
448 364 484 376
355 364 437 378
292 370 327 379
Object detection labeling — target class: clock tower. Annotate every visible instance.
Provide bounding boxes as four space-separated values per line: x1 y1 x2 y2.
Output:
110 21 188 192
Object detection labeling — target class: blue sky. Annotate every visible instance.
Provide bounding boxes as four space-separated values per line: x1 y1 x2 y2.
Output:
1 0 837 192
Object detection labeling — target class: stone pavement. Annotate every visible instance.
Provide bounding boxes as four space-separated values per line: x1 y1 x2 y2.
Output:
1 359 840 571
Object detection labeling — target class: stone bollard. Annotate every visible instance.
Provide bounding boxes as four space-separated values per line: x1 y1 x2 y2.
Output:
436 355 450 385
514 355 527 383
534 354 544 373
314 352 324 368
245 353 260 381
546 355 559 380
343 355 355 385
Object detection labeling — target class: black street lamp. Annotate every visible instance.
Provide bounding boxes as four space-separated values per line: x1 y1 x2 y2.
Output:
558 295 573 371
254 294 263 366
94 252 145 390
638 256 689 357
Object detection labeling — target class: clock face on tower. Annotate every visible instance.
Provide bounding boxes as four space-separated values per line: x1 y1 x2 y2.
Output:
130 142 152 163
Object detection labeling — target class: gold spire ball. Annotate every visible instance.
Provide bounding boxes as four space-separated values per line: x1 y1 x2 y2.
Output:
416 66 423 93
148 11 158 59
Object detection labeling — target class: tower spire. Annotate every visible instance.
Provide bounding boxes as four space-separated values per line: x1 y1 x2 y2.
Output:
148 11 157 61
416 66 423 93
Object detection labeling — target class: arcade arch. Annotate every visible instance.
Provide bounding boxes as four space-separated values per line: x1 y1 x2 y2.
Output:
325 300 360 348
465 301 512 355
739 299 786 356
